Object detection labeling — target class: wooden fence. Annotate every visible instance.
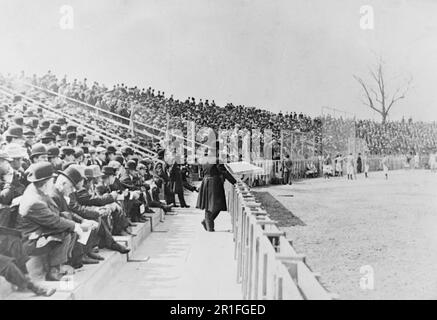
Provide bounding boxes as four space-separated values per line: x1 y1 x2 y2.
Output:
225 178 336 300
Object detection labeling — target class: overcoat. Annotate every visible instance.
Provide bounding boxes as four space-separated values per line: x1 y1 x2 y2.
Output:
16 184 76 245
196 164 236 213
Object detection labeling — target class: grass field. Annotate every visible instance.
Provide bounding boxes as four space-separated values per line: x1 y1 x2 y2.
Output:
254 169 437 299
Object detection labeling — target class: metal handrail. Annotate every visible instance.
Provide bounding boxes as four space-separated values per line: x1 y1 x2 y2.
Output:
0 85 161 161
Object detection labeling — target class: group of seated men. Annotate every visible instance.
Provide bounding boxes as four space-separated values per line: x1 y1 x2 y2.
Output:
0 101 197 297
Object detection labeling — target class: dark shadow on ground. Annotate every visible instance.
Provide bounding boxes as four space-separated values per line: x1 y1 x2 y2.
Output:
252 191 306 227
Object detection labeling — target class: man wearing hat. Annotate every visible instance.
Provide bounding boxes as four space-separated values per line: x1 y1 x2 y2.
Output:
60 146 75 169
47 146 62 170
40 131 56 146
16 162 91 281
3 126 24 147
55 117 67 126
66 125 77 133
0 151 16 227
90 146 106 168
49 124 61 137
119 160 150 222
12 116 24 127
106 145 117 162
3 143 28 192
121 146 134 161
23 130 35 154
73 147 85 165
29 143 48 164
66 132 77 147
51 165 101 267
154 154 172 205
38 120 51 132
70 165 131 251
0 161 56 296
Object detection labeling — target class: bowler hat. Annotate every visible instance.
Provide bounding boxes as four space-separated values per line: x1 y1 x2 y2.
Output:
58 164 85 188
39 120 51 129
84 165 103 179
66 125 77 132
27 162 55 183
41 131 55 143
47 146 60 158
60 147 75 156
107 145 117 154
30 143 47 159
67 132 76 141
49 124 61 135
55 117 67 125
76 134 84 144
102 166 116 176
121 146 134 156
5 126 23 138
13 116 24 126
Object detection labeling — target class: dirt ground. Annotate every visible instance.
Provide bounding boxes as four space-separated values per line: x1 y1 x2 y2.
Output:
254 169 437 300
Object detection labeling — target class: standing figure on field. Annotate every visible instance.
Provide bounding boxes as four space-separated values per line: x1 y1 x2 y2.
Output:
381 154 389 180
429 152 437 172
346 153 355 180
334 154 343 177
357 153 362 174
414 153 420 169
363 153 370 178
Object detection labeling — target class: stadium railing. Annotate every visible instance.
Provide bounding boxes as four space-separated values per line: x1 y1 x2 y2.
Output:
17 81 210 152
224 177 336 300
0 85 162 161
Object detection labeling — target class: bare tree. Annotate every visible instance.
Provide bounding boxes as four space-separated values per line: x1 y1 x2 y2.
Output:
354 59 412 124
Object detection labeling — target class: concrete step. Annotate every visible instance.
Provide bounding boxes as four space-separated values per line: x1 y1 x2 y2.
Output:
1 209 165 300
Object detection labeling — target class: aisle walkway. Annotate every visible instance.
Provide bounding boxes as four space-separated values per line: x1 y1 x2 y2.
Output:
97 192 242 300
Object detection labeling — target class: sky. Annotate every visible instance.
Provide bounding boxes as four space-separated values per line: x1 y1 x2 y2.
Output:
1 0 437 121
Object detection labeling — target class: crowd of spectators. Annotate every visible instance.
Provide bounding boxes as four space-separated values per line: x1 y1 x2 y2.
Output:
0 77 198 297
4 70 437 159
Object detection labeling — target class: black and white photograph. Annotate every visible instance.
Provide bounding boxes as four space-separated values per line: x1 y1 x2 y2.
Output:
1 0 437 305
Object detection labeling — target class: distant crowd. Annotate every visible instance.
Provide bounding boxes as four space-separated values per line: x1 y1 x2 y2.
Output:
6 70 433 158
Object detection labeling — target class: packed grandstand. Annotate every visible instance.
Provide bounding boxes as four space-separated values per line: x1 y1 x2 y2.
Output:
2 71 435 158
0 69 437 298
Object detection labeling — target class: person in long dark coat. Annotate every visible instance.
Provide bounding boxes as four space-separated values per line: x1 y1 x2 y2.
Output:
357 153 362 174
169 163 188 208
196 163 236 232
